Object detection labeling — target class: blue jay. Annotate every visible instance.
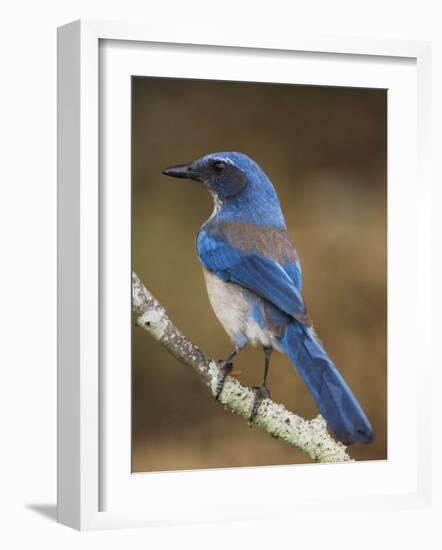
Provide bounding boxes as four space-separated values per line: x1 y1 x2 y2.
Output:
162 152 373 444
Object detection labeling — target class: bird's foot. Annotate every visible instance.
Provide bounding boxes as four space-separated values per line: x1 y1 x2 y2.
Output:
249 386 271 424
215 361 233 401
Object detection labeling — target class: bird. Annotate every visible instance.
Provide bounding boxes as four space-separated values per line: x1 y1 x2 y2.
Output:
162 152 373 445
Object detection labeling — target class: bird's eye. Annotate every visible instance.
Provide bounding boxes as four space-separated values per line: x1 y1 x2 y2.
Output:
212 161 226 172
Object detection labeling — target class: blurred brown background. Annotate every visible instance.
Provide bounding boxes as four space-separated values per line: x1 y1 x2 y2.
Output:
132 77 387 472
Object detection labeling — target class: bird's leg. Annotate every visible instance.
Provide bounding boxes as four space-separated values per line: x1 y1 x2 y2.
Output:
249 346 273 423
215 346 244 400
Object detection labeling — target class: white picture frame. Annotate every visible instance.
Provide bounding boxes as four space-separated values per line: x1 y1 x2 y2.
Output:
57 19 432 531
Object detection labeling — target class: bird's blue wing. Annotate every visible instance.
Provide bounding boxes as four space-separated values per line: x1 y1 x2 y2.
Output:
197 230 308 324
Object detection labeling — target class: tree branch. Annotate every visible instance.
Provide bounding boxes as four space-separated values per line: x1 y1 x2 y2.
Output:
132 271 352 463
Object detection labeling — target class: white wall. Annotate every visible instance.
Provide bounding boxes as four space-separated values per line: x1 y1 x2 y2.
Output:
0 1 440 548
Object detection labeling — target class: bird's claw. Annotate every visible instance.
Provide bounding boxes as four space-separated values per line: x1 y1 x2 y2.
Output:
230 370 242 378
215 361 233 401
249 386 271 424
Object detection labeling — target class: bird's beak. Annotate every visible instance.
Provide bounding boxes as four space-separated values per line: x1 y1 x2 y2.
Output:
161 163 201 182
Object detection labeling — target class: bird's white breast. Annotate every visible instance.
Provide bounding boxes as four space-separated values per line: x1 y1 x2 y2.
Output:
202 268 249 339
202 267 278 349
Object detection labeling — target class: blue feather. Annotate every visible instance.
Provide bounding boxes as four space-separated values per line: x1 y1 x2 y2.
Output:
197 230 307 323
280 323 373 444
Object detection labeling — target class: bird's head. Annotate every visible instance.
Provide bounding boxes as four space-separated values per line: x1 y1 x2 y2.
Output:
162 152 268 199
162 152 285 227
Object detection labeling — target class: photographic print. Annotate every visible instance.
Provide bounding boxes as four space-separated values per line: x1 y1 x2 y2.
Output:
132 77 387 472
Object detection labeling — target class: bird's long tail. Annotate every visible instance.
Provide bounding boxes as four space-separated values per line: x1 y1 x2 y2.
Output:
280 322 373 444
